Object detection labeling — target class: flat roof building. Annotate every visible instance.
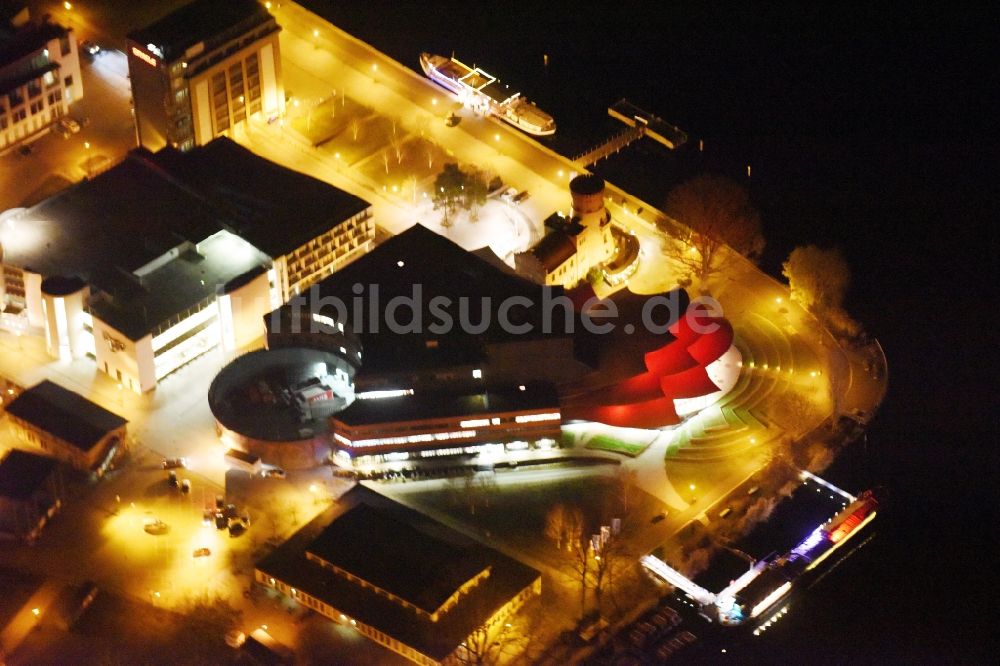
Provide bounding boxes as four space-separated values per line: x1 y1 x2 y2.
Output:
256 486 541 665
0 138 372 392
0 7 82 153
0 448 64 542
4 380 126 476
127 0 284 152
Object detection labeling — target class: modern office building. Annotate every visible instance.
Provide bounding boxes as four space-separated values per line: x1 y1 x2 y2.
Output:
0 137 372 393
126 0 283 152
0 6 82 152
4 380 127 476
0 448 65 543
515 174 615 287
256 486 541 665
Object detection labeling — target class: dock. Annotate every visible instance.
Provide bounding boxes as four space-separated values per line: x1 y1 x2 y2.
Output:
573 126 646 168
608 99 688 150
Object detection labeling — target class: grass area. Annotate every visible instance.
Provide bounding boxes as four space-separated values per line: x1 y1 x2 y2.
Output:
289 95 369 146
584 434 650 457
402 469 668 569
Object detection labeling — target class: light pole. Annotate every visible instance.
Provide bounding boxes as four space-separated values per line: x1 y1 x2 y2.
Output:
83 140 91 178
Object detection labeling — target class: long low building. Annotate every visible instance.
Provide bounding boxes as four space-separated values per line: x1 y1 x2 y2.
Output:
330 383 561 468
255 486 541 665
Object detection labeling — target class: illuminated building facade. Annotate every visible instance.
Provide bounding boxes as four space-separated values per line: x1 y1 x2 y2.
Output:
211 224 739 470
126 0 283 152
0 7 82 152
4 380 127 477
329 384 562 468
256 486 541 665
0 138 372 393
515 174 615 287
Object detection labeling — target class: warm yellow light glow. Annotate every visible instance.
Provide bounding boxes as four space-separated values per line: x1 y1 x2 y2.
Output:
265 1 272 8
689 484 696 491
32 607 40 617
431 98 437 105
372 63 378 72
312 29 319 37
63 2 72 10
494 133 500 142
557 169 564 177
84 141 91 149
775 297 782 304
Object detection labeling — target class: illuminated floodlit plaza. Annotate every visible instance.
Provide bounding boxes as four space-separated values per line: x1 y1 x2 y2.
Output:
0 0 915 663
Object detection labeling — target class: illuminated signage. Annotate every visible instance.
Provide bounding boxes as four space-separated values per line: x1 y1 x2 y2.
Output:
131 46 158 68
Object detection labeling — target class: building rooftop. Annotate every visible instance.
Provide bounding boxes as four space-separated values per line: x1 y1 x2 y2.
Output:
127 0 270 61
256 486 540 661
0 17 66 70
0 449 57 500
4 380 127 453
149 137 370 259
2 138 369 340
528 228 577 272
306 503 489 614
334 382 558 427
285 224 577 375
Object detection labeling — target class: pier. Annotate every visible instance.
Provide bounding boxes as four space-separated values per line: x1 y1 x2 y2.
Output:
573 125 645 168
608 98 688 150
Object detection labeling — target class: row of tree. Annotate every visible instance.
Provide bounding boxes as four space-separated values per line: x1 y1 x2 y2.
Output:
657 174 861 341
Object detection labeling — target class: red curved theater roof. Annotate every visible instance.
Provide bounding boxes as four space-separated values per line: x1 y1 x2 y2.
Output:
562 303 734 429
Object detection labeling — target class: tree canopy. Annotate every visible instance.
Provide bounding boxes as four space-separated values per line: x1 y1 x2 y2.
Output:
432 163 489 227
660 175 764 286
782 244 851 313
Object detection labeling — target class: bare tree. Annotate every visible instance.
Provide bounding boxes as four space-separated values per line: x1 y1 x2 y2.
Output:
770 390 822 433
350 118 361 141
659 175 764 287
452 595 541 665
432 162 466 227
381 149 390 175
393 138 405 165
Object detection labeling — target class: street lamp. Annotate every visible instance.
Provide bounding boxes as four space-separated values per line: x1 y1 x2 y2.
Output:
83 141 92 178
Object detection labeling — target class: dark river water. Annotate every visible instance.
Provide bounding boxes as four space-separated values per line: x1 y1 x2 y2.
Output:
300 3 994 661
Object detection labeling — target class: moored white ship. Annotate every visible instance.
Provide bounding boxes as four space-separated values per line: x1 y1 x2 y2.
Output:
419 52 556 136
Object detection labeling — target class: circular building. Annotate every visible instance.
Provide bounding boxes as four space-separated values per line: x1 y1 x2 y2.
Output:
208 347 357 470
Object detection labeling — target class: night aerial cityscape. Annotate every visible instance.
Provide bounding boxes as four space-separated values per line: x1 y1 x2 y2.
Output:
0 1 992 664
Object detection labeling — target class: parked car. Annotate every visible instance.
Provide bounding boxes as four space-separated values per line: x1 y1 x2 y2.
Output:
202 509 214 526
79 40 100 56
180 479 191 494
162 457 187 469
261 467 286 479
143 519 168 535
677 630 697 645
167 470 178 487
654 642 675 660
215 513 228 530
228 521 246 537
215 494 225 510
192 547 211 558
56 117 80 137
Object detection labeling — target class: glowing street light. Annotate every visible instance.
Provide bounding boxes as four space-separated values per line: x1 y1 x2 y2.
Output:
32 607 40 617
63 2 72 10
